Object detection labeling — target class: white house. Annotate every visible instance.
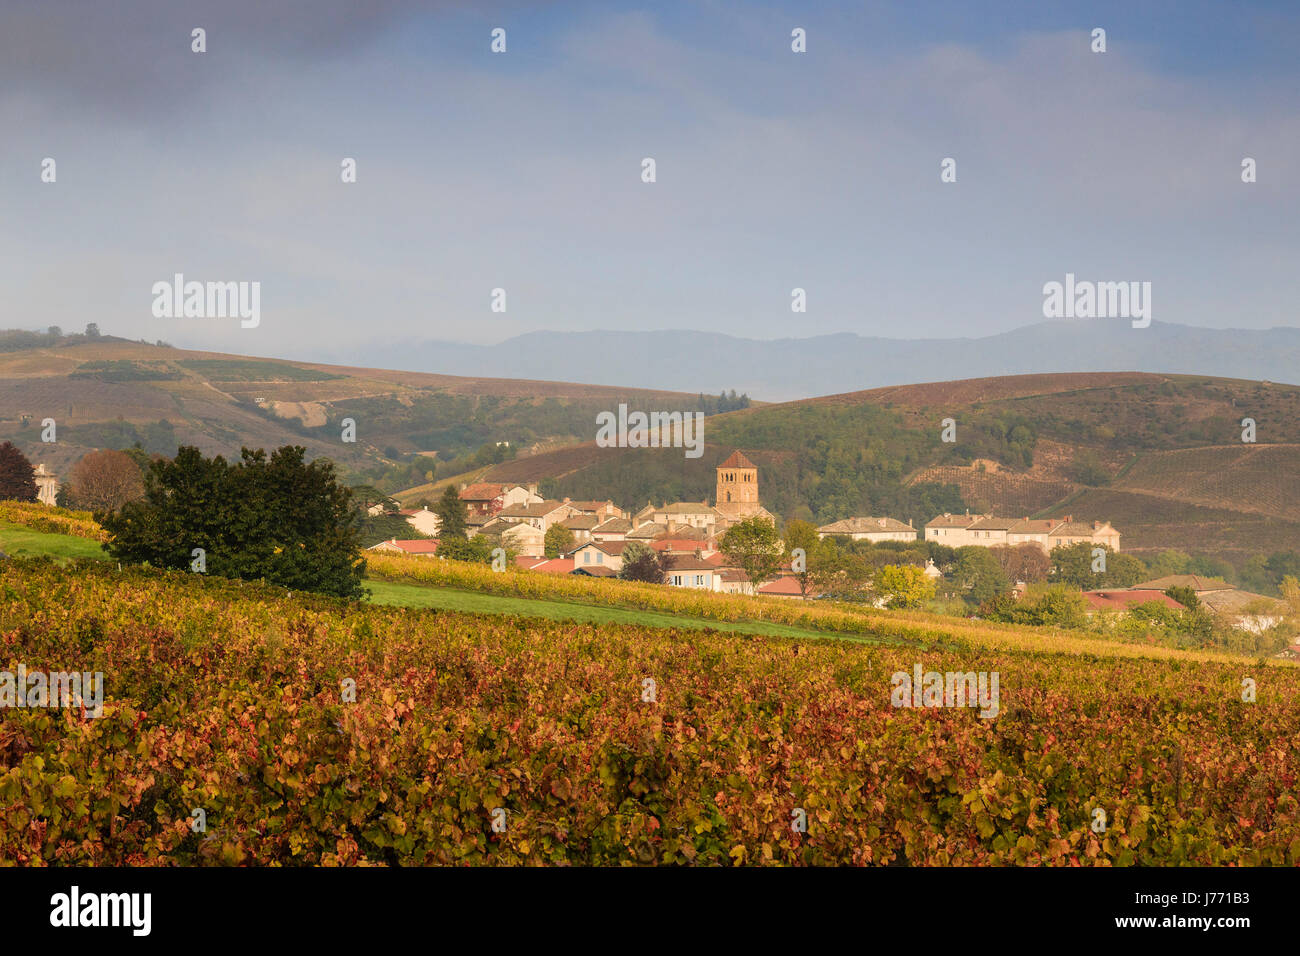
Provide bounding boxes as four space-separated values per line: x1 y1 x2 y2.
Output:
399 506 440 537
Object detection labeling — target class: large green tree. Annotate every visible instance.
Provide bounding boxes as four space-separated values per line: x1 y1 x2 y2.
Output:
101 445 364 598
544 524 575 558
434 484 468 540
720 516 785 589
1048 542 1146 589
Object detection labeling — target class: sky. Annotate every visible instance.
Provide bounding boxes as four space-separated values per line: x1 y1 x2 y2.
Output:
2 0 1297 365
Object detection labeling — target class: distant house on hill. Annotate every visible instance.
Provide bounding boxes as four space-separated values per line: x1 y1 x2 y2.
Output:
817 516 916 543
367 538 439 557
925 512 1121 552
459 482 543 518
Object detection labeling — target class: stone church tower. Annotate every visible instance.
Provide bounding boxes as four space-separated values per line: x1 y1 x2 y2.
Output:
715 450 761 518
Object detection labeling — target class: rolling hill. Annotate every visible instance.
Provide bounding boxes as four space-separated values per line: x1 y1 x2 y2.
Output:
0 335 732 488
480 371 1300 564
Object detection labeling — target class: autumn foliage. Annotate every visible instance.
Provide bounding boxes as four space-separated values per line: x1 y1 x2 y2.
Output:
3 559 1300 866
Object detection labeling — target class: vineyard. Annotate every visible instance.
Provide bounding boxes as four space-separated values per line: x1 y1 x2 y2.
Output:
3 559 1299 865
366 552 1277 665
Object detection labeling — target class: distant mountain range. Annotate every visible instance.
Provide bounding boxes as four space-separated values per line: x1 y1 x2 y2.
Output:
321 319 1300 402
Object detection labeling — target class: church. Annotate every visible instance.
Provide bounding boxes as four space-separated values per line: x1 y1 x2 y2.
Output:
713 451 771 522
631 450 773 537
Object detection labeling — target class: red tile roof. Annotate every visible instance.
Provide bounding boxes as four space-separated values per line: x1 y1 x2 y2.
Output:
368 539 439 555
719 450 755 469
757 576 804 596
459 483 505 501
1082 589 1184 612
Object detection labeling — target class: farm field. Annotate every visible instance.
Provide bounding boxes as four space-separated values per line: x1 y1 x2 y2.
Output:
364 579 877 644
0 522 105 562
3 559 1299 866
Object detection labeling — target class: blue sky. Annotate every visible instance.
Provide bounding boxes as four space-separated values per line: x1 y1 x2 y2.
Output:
2 0 1297 364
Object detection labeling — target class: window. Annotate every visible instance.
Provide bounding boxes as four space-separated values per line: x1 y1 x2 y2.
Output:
584 552 591 564
596 552 603 564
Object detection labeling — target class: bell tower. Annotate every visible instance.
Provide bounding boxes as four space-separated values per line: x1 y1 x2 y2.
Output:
715 450 758 516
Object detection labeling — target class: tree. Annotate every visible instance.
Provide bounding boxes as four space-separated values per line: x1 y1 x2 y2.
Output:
784 519 821 597
954 547 1010 604
874 564 936 609
807 539 872 601
1165 585 1200 610
0 441 37 502
544 524 575 559
720 516 785 589
434 484 467 540
101 445 364 598
989 543 1050 585
69 449 145 511
84 323 101 338
1049 542 1146 589
619 541 666 583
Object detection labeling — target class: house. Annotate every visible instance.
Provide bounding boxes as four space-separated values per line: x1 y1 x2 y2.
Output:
925 512 1121 553
715 568 751 594
34 464 59 507
627 522 669 541
1093 576 1282 632
1131 575 1232 594
559 514 599 543
459 483 506 518
663 555 719 590
497 499 579 533
367 538 439 557
816 516 917 543
528 557 576 575
501 522 545 557
651 502 719 530
1048 518 1119 552
566 499 624 523
1082 589 1184 613
569 540 629 573
924 513 980 544
1191 588 1283 633
399 507 440 537
460 482 543 518
591 517 633 542
472 516 513 540
572 564 619 578
757 576 806 599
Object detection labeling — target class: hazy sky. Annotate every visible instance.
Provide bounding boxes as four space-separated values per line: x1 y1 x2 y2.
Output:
2 0 1297 364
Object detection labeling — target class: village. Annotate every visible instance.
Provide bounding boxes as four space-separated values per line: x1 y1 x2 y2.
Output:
361 452 1286 638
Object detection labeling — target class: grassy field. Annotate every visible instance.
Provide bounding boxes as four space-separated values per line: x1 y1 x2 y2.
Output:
364 579 887 644
0 520 106 561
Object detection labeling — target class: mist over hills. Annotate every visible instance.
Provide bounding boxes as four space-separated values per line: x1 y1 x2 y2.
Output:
327 320 1300 402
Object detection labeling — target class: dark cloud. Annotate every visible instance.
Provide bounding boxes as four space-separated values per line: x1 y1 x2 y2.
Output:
0 0 466 117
